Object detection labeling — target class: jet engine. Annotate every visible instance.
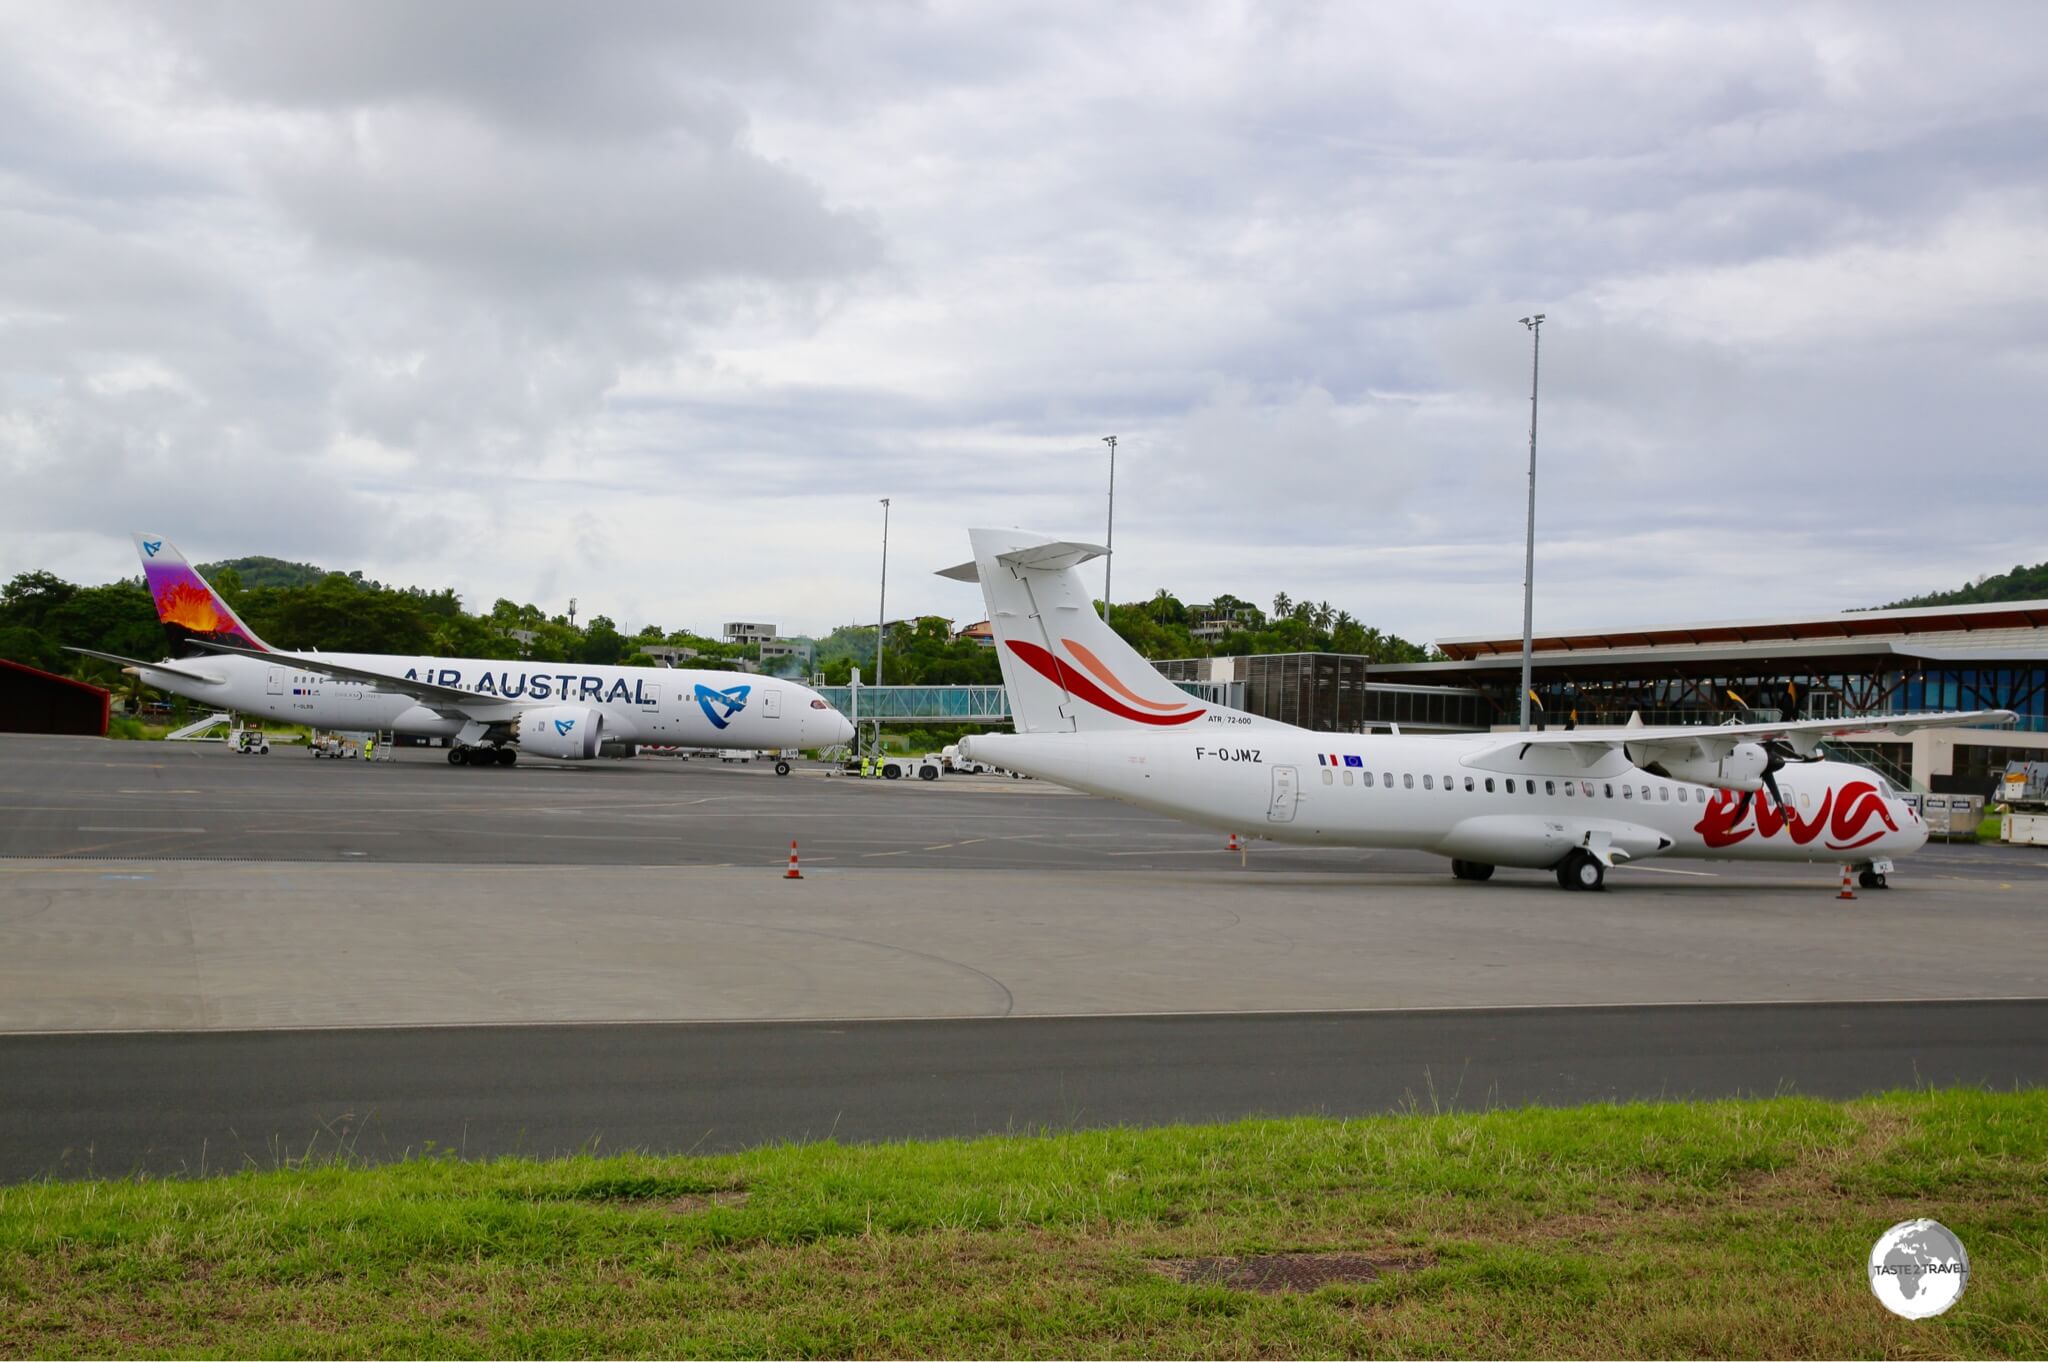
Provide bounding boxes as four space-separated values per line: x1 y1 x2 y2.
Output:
516 706 604 760
1628 741 1769 792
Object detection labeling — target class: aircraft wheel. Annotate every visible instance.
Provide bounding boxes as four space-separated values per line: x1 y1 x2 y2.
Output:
775 760 791 776
1452 860 1494 882
498 748 517 767
448 747 468 766
1859 869 1887 890
1557 852 1605 892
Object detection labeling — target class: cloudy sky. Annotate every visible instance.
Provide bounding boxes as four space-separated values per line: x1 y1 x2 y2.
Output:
4 1 2045 643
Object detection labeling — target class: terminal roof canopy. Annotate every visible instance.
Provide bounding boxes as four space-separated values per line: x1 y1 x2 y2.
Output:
1432 599 2048 661
1405 599 2048 679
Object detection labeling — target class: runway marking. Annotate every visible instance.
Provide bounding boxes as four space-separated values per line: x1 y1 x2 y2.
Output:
76 826 207 834
1616 864 1718 877
1105 847 1228 857
860 849 915 858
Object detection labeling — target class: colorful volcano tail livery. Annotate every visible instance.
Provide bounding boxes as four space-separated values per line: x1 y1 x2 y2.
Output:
131 534 272 655
942 528 1274 734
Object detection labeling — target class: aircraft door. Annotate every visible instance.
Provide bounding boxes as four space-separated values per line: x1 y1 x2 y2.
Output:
266 667 284 695
762 688 782 720
1268 765 1299 823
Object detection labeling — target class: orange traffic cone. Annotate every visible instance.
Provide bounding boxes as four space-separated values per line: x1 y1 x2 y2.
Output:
785 840 803 880
1226 832 1240 852
1837 864 1856 900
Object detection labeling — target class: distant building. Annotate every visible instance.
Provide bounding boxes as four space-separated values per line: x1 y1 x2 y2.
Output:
723 622 778 645
759 639 814 668
640 644 700 668
1188 604 1254 642
955 620 995 647
500 627 539 648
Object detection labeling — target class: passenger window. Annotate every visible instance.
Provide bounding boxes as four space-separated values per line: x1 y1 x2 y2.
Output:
1383 772 1393 786
1464 776 1475 792
1677 788 1688 803
1403 773 1414 789
1505 779 1516 793
1545 780 1557 796
1641 786 1651 801
1800 793 1811 808
1564 782 1574 797
1659 787 1671 802
1581 781 1594 798
1342 769 1353 786
1485 778 1495 793
1364 771 1375 788
1444 775 1454 790
1322 769 1333 786
1603 783 1614 798
1623 785 1633 799
1423 774 1434 790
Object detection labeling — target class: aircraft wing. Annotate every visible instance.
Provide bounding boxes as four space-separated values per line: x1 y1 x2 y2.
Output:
65 646 229 687
187 639 520 718
1470 709 2018 768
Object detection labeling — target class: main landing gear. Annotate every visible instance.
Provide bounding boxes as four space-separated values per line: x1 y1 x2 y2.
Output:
1450 859 1495 882
1555 850 1606 892
447 745 516 767
1858 868 1889 890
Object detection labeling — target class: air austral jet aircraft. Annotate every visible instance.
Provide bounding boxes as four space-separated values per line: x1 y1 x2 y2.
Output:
68 535 854 767
943 529 2015 891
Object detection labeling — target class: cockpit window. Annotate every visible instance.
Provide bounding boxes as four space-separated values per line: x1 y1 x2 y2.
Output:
1875 778 1894 797
810 698 831 709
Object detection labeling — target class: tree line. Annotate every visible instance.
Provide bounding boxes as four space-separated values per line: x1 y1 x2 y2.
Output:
1 555 1439 702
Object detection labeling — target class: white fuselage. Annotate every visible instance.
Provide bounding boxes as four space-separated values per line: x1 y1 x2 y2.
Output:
963 728 1927 868
139 652 852 752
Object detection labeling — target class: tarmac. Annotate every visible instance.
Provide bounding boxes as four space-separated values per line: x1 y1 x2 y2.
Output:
2 734 2044 1179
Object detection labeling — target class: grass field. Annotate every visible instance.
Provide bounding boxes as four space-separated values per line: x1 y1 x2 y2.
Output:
2 1089 2043 1358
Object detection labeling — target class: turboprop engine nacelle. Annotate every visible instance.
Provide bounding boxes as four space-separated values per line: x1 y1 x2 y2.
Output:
517 706 604 760
1629 741 1770 792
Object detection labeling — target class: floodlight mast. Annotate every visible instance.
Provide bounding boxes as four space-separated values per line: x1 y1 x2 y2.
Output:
1518 314 1545 732
1101 435 1117 621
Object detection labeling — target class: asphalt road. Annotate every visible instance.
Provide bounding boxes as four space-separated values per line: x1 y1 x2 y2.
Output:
4 999 2042 1182
6 736 2045 884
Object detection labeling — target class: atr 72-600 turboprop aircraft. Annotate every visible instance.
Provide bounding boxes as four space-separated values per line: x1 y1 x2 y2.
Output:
69 535 854 766
945 529 2014 891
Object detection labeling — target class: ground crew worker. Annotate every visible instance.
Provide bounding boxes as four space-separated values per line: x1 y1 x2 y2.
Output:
364 736 375 761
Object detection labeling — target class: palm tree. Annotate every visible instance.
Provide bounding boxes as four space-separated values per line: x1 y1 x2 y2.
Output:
1272 591 1292 619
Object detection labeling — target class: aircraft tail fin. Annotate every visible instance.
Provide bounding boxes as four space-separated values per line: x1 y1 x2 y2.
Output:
131 534 272 655
944 528 1273 734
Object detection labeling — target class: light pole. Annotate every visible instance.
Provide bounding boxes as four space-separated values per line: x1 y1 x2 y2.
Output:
1101 435 1117 620
1517 314 1545 732
876 497 891 689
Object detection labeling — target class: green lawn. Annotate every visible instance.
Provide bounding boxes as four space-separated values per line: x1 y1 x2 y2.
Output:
2 1090 2042 1358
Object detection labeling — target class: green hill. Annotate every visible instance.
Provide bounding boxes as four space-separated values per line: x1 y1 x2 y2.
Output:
194 556 331 590
1885 557 2048 608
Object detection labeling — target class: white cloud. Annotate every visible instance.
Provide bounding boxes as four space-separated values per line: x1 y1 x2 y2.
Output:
2 1 2045 643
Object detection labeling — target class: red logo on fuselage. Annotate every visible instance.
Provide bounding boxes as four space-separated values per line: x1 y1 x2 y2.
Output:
1005 638 1207 726
1694 779 1900 851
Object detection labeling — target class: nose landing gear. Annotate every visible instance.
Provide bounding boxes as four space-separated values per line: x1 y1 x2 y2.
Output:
1556 850 1606 892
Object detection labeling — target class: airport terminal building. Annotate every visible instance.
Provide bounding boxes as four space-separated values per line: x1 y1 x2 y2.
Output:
1166 599 2048 794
